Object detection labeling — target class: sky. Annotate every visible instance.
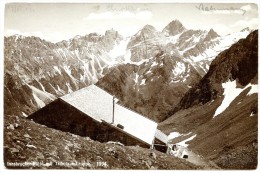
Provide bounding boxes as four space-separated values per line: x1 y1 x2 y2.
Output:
4 2 259 43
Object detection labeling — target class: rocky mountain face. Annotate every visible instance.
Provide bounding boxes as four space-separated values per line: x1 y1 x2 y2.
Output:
159 30 258 169
97 51 201 122
111 20 250 75
96 21 251 122
4 20 252 121
127 24 167 62
4 29 123 115
4 19 252 123
167 30 258 114
162 20 186 36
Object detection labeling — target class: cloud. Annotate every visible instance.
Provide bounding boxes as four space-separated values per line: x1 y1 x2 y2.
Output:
212 24 232 35
240 4 258 15
5 29 28 37
136 11 153 20
44 32 66 43
5 29 45 38
4 29 66 43
230 17 259 30
31 31 45 38
240 4 252 11
83 10 153 21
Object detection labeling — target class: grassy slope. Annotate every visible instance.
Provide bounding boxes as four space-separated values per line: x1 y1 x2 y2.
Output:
159 90 258 169
159 30 258 170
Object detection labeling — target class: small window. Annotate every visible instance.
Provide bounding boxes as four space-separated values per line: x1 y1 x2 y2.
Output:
183 155 188 159
172 144 177 151
117 124 124 129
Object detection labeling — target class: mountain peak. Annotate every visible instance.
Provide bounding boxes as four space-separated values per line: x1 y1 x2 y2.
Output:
170 19 183 26
201 28 219 42
162 19 186 36
133 24 158 38
141 24 157 31
105 28 119 36
207 28 219 38
73 35 82 40
240 27 251 32
104 29 123 43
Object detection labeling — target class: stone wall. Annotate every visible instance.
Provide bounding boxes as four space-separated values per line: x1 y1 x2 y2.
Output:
153 138 167 153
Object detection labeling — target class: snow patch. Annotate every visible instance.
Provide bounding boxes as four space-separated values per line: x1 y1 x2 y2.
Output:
140 79 146 85
109 38 130 61
27 84 56 101
170 79 180 83
250 112 255 117
168 132 181 140
49 83 61 95
74 49 80 58
166 33 183 44
38 82 46 92
135 59 149 66
182 76 187 82
151 61 158 67
122 50 132 64
80 74 84 81
66 83 73 93
134 73 139 83
122 50 149 66
63 65 71 75
206 64 209 70
53 66 61 75
22 112 28 117
214 80 244 118
57 85 65 94
177 134 197 147
247 84 258 96
32 93 46 108
214 81 258 118
146 69 152 75
208 99 215 105
172 62 185 75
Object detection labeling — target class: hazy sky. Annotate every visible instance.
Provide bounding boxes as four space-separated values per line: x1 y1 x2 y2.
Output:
4 3 258 42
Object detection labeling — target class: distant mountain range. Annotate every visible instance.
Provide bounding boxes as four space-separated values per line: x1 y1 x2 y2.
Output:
4 29 122 115
96 21 252 121
4 20 252 118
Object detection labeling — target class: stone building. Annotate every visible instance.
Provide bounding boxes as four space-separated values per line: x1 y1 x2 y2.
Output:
28 85 158 148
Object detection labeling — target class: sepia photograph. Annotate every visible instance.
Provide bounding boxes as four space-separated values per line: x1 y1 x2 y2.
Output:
1 0 259 170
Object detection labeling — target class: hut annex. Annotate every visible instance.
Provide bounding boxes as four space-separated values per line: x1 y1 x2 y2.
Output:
153 129 168 153
28 85 159 148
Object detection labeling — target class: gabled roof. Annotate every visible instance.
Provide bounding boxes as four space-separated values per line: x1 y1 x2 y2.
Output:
155 129 168 144
114 104 157 145
61 84 114 123
61 84 157 145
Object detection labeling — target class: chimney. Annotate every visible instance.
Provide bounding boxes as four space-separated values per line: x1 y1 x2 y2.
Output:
112 96 115 124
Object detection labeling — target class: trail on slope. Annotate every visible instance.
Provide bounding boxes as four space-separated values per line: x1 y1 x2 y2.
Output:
185 149 221 169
